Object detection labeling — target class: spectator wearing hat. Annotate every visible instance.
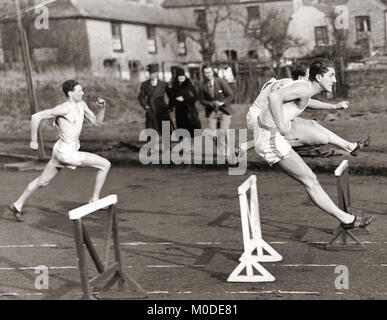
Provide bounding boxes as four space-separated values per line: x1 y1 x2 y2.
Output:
138 63 171 135
168 68 201 137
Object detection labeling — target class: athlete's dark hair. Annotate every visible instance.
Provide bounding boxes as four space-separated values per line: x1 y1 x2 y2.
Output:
62 80 80 97
291 61 309 80
309 58 335 82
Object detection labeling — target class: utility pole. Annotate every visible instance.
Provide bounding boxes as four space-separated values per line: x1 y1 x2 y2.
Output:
14 0 46 160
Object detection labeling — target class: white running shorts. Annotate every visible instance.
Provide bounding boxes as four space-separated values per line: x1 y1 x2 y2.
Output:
49 140 86 170
253 123 291 166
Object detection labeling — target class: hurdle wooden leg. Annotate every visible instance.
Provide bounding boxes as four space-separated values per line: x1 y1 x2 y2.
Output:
326 161 369 250
102 271 121 291
69 195 147 299
82 222 105 274
346 230 366 247
73 219 95 300
111 204 124 290
110 205 147 296
103 206 114 269
341 229 347 245
326 228 366 250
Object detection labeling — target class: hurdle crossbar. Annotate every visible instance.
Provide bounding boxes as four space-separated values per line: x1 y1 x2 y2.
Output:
238 175 257 195
69 195 118 220
335 160 349 177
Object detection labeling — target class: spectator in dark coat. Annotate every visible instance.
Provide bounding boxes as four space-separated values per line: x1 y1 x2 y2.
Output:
197 64 234 156
168 68 201 137
138 63 171 135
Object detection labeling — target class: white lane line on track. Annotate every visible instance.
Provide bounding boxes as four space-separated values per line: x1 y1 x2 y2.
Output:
0 266 76 271
0 292 44 297
2 240 387 249
120 242 223 246
146 265 206 268
0 265 206 271
121 242 173 246
0 244 58 248
269 264 339 267
0 242 223 249
2 263 387 271
226 290 320 295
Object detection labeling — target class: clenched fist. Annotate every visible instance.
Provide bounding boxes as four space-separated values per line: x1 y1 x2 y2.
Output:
30 141 39 150
96 97 106 107
335 101 349 110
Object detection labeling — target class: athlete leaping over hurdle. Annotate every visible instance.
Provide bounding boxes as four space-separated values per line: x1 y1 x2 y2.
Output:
236 61 371 159
253 58 374 229
8 80 111 222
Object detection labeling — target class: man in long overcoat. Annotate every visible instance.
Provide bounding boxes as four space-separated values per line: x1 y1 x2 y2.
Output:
138 64 171 135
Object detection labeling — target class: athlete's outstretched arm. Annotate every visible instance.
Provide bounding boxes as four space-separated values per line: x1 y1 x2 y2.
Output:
307 99 349 110
83 99 106 127
30 104 68 149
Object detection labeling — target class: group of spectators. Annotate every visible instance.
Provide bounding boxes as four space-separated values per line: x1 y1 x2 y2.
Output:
138 63 234 155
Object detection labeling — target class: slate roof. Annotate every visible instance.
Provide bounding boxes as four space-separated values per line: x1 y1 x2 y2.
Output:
2 0 199 30
162 0 290 8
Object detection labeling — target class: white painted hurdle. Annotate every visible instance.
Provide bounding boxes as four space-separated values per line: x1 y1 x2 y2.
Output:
69 195 118 220
228 175 282 283
69 195 146 299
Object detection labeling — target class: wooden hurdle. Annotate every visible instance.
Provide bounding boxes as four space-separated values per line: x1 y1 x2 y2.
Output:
227 175 282 283
326 160 368 250
69 195 147 300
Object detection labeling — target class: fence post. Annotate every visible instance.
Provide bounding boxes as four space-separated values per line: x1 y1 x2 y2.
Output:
14 0 46 160
339 56 347 98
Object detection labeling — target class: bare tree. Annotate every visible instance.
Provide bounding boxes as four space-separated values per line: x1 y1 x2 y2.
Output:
326 10 349 59
324 8 350 97
186 0 232 64
235 9 304 77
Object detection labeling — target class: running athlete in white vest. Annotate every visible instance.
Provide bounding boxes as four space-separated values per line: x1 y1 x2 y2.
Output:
237 63 370 159
8 80 111 222
254 58 374 230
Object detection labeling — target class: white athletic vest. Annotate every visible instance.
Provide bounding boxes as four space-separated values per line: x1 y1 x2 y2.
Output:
54 102 84 147
246 78 292 130
258 80 311 129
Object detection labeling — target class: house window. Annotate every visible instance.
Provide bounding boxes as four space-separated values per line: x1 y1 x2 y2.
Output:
355 16 371 40
177 29 187 56
248 50 258 60
247 6 260 34
147 26 157 54
224 50 237 61
104 58 117 68
195 9 208 32
128 60 141 82
0 48 4 64
247 6 260 21
111 23 123 52
5 47 21 63
315 26 329 46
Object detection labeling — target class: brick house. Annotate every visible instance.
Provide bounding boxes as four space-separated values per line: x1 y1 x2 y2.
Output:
287 0 387 59
344 0 387 55
0 0 202 81
161 0 387 63
162 0 294 63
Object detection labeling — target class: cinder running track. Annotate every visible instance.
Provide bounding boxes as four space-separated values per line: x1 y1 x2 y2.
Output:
0 166 386 300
